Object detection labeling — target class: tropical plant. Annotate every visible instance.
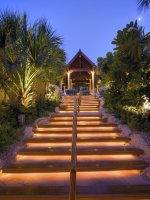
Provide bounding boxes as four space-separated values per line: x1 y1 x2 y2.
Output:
137 0 150 10
98 20 150 132
7 61 40 108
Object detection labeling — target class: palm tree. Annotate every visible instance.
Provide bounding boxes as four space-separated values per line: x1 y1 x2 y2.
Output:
137 0 150 10
0 10 66 106
26 19 63 68
7 61 40 107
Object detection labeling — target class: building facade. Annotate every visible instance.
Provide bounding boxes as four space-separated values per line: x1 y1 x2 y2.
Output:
61 50 100 93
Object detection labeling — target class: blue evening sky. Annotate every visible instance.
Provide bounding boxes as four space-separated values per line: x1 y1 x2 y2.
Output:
0 0 150 64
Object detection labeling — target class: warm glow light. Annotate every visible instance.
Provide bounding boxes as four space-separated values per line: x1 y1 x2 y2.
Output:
77 142 129 147
37 127 72 131
77 170 140 180
65 105 98 108
51 117 73 120
78 133 119 137
16 155 71 163
77 121 105 125
34 133 71 138
59 110 100 113
77 127 116 131
27 143 71 148
0 172 69 186
77 155 136 161
77 116 101 120
49 121 73 125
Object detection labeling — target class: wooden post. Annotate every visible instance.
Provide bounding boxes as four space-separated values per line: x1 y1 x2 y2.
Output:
68 71 71 89
69 96 77 200
91 71 95 94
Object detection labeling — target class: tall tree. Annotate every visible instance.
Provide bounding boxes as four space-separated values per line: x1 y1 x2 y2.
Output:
0 10 66 107
137 0 150 10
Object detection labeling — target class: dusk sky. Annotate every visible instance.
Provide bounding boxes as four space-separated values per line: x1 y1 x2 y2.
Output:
0 0 150 64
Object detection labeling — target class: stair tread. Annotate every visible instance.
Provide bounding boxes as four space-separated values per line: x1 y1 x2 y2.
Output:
18 146 144 156
0 186 68 195
26 136 130 143
1 185 150 197
34 130 121 134
37 124 117 128
76 160 148 171
3 162 70 173
3 160 148 173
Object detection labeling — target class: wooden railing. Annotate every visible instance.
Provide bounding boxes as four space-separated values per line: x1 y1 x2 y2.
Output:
69 96 77 200
77 90 82 112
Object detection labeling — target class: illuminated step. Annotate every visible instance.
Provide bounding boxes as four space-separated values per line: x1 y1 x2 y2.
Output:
18 147 72 156
77 124 117 127
3 162 70 173
59 110 100 113
0 186 69 196
26 137 72 143
48 121 73 125
33 130 121 134
16 155 136 164
62 105 99 108
77 137 130 143
37 124 115 128
3 160 148 174
33 130 72 134
76 146 144 156
37 124 73 128
76 160 148 171
61 108 99 111
26 137 130 144
77 127 120 132
18 146 144 156
16 155 71 163
76 179 150 196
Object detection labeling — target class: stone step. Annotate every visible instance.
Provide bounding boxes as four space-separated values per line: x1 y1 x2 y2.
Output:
76 160 148 171
18 146 144 156
50 116 103 121
1 185 150 199
26 137 130 144
61 108 99 111
3 160 148 174
34 130 121 134
0 186 69 196
52 113 101 117
3 162 70 173
37 124 117 128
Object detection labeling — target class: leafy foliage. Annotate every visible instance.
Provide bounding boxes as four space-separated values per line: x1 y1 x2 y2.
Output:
98 20 150 133
0 10 66 152
137 0 150 11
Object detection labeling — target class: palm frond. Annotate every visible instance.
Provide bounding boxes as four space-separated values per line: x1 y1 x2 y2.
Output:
137 0 150 11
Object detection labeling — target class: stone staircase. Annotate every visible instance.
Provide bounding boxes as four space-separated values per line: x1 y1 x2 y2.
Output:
0 95 150 199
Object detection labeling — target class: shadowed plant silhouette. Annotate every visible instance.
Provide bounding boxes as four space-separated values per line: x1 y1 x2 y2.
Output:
137 0 150 11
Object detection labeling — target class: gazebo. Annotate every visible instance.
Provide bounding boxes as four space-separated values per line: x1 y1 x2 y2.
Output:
61 49 100 94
